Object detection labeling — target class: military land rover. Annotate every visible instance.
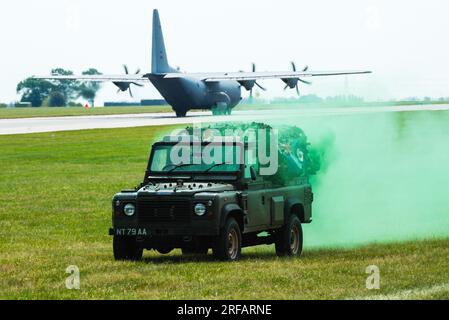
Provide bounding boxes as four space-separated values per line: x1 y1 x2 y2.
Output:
109 124 316 261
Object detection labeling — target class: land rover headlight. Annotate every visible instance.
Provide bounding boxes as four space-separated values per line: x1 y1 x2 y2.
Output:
124 203 136 217
194 203 207 216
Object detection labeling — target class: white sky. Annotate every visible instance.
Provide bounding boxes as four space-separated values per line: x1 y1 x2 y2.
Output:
1 0 448 104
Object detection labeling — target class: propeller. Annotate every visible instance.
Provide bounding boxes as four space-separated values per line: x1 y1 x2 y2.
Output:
250 63 266 99
283 62 312 96
113 65 144 98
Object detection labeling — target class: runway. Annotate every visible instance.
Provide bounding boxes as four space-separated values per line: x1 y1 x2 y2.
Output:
1 104 448 135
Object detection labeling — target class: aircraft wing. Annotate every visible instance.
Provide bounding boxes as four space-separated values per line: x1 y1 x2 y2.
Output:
34 70 371 82
164 70 371 81
32 74 149 82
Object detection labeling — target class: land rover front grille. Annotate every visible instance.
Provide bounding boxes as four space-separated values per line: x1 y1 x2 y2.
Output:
137 198 191 224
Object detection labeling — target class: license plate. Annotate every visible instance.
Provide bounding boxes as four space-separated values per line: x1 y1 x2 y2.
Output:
114 228 151 237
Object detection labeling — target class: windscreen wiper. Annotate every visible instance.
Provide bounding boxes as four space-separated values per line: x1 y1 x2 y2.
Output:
167 164 197 173
203 163 234 173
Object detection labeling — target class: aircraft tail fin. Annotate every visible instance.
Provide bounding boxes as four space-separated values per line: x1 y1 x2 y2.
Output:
152 9 177 74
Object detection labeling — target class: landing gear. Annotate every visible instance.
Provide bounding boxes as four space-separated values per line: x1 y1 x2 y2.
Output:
212 105 232 116
175 110 187 118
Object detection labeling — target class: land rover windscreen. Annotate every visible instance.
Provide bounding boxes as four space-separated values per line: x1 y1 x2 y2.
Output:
145 141 254 181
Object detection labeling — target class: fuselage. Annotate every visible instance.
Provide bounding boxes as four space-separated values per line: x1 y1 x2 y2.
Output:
149 75 242 116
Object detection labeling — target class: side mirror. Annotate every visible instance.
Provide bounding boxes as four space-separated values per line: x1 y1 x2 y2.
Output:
250 166 257 181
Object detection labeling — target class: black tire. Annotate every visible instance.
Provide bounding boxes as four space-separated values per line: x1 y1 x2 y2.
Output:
182 247 209 256
275 215 303 257
113 236 143 261
213 217 242 261
176 110 187 117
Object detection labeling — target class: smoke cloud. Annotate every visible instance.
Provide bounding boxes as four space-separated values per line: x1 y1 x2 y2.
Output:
281 111 449 248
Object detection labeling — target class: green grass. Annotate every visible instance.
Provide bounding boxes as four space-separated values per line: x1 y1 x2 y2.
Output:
0 106 174 119
0 125 448 300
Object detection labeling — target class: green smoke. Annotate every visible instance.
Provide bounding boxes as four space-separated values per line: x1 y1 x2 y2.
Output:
288 110 449 248
187 110 449 248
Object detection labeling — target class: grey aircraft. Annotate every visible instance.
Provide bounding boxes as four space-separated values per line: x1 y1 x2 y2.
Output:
36 9 371 117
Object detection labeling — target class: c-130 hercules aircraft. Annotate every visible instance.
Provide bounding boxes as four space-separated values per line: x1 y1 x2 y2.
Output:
36 9 371 117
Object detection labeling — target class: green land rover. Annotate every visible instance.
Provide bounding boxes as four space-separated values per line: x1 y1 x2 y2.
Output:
109 125 315 261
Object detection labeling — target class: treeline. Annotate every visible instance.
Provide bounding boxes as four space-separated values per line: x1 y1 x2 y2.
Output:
258 94 449 106
17 68 102 107
268 94 365 104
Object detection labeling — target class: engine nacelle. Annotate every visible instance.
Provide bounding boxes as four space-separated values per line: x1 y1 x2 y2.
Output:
282 78 299 89
238 80 256 91
113 82 131 92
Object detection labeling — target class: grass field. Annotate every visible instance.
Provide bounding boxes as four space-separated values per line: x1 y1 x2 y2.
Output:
0 104 265 119
0 104 286 119
0 123 448 300
0 106 174 119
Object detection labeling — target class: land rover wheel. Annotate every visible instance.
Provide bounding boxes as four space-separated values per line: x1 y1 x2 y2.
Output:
213 218 242 261
275 215 303 257
176 110 187 118
113 236 143 261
